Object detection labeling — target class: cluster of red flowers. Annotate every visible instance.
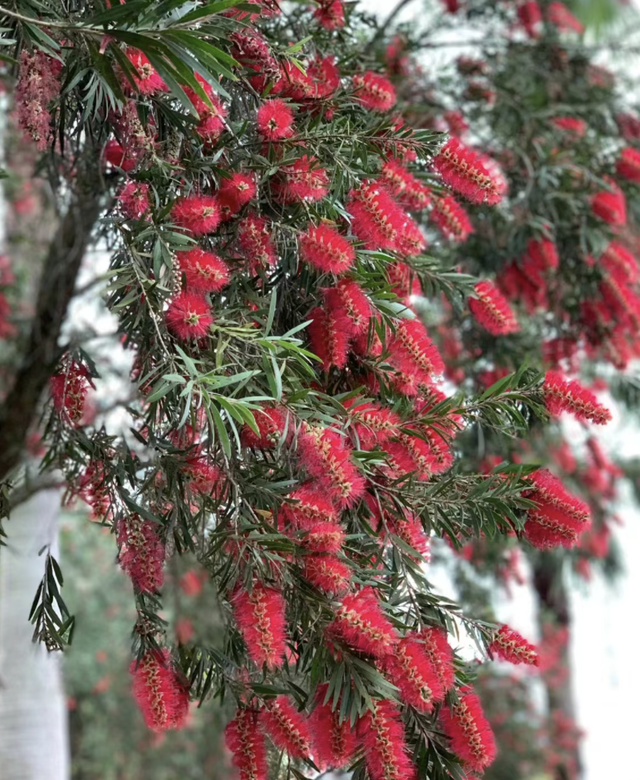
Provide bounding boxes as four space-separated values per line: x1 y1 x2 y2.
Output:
50 361 94 427
130 649 189 732
542 370 612 425
440 687 497 773
16 50 62 150
432 138 504 205
523 469 591 549
117 513 165 593
488 624 538 666
232 583 288 669
469 280 520 335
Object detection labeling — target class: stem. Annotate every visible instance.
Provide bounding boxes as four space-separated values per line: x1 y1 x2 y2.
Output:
0 5 75 30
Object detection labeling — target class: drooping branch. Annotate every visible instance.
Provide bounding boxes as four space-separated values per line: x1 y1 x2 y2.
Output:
0 152 105 484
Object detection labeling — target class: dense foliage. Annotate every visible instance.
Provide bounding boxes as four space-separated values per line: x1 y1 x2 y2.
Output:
1 1 639 779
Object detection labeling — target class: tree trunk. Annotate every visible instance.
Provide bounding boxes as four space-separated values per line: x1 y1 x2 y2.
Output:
533 554 582 780
0 489 70 780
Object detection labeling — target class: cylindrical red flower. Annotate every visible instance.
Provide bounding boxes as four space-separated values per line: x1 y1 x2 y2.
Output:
165 293 214 341
117 513 165 594
330 587 398 657
232 582 288 669
178 248 230 293
353 71 396 112
383 633 444 711
172 195 221 235
440 687 496 773
469 280 519 336
130 649 189 731
432 138 503 205
543 370 611 425
260 695 313 760
298 426 365 508
309 685 358 769
299 224 356 275
489 624 538 666
225 708 268 780
357 699 414 780
616 146 640 182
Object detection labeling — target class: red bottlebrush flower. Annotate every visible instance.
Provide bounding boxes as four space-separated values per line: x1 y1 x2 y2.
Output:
232 583 287 669
299 224 356 275
523 468 591 549
387 434 438 481
306 55 341 99
257 99 295 140
309 685 358 770
51 362 93 427
231 30 280 82
261 696 313 760
397 214 427 258
330 587 397 657
358 699 414 780
527 237 559 270
16 50 61 150
273 156 330 204
547 2 584 34
298 426 365 508
517 1 542 38
380 158 432 212
440 687 496 773
345 398 401 449
104 139 137 172
226 709 268 780
118 513 165 593
383 633 444 712
552 116 587 137
308 306 351 371
130 649 188 731
303 554 351 595
353 71 397 112
388 319 444 387
118 181 150 220
543 370 611 425
469 280 519 336
489 625 538 666
281 483 340 529
592 181 627 225
183 456 225 498
348 181 407 252
314 0 345 30
237 213 278 274
601 241 639 283
299 521 345 553
126 49 167 95
323 279 372 337
386 511 432 559
178 248 230 293
218 173 257 220
165 293 213 341
441 0 460 12
196 111 227 147
421 627 455 693
185 74 226 118
172 195 221 236
78 460 111 520
430 195 473 242
241 404 289 449
432 138 503 205
616 146 640 183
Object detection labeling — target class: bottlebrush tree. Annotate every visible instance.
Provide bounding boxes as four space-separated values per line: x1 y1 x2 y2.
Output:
0 2 637 780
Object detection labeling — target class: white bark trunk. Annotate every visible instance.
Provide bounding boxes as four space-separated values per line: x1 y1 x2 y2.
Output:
0 490 70 780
